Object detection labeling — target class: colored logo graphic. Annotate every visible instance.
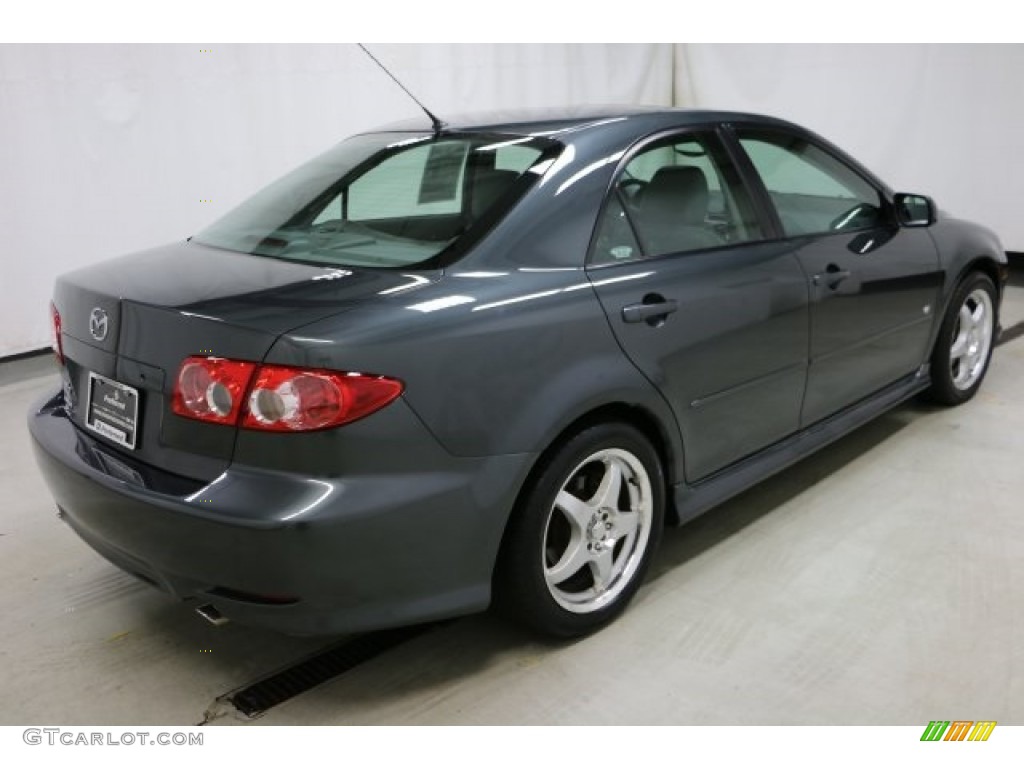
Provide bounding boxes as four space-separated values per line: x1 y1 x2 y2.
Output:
920 721 996 741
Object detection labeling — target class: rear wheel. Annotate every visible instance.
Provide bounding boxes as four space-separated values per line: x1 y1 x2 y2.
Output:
496 422 664 638
926 272 997 405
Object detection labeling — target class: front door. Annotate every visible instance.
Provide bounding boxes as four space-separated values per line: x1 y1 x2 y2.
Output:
734 129 943 426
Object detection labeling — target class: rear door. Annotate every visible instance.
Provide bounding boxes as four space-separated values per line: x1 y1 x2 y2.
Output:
731 127 943 426
587 128 809 482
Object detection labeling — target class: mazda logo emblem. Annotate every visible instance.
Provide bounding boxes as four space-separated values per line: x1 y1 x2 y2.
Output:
89 308 109 342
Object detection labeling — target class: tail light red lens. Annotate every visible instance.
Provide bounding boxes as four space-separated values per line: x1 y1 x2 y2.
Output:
243 366 403 432
50 302 64 365
171 357 257 425
172 357 403 432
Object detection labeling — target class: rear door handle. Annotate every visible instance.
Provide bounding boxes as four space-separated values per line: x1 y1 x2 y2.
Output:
813 264 852 289
622 297 678 325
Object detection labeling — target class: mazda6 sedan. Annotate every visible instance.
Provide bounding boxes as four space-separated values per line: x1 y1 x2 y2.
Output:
30 107 1007 638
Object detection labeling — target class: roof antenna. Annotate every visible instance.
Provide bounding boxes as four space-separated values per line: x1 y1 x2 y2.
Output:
357 44 445 135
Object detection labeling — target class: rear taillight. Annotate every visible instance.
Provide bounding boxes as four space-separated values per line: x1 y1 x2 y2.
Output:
243 366 403 432
171 357 257 425
50 302 63 365
171 357 403 432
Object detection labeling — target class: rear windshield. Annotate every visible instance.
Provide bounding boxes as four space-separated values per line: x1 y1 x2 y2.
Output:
194 132 559 269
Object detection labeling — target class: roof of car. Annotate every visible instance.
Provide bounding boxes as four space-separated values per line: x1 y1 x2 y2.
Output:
369 105 792 136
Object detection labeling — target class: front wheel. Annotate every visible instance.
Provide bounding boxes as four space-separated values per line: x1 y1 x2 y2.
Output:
496 422 665 638
926 272 998 405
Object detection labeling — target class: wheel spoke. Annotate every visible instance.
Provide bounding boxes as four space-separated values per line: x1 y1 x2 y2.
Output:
589 547 615 593
589 457 624 511
609 510 640 540
953 357 973 387
950 330 968 359
555 490 591 529
971 301 986 326
959 304 973 332
545 536 590 585
966 350 981 374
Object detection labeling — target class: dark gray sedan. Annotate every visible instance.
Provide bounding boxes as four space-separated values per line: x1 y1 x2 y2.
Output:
29 108 1007 638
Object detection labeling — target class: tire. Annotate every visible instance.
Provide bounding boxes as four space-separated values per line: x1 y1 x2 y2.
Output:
926 272 998 405
496 422 665 638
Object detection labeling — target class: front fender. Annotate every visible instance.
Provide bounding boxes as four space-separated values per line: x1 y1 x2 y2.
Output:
926 217 1008 349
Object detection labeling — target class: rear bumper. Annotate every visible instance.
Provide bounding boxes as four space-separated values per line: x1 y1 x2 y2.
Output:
28 390 531 635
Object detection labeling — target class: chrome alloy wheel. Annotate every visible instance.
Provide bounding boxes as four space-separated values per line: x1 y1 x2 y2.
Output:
950 287 994 391
542 448 653 613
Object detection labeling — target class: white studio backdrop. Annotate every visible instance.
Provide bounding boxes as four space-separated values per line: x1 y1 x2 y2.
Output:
0 43 673 357
678 44 1024 251
1 43 1022 358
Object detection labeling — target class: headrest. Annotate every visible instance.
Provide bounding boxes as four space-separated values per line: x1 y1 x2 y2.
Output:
643 166 710 226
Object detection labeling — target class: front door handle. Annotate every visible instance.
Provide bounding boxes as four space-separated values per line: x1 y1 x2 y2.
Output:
813 264 852 289
622 295 678 325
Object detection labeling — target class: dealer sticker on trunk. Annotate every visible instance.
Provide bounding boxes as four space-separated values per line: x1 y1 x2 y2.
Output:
85 372 139 450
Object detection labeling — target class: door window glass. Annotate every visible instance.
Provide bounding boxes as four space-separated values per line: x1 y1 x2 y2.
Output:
591 132 764 265
738 131 885 237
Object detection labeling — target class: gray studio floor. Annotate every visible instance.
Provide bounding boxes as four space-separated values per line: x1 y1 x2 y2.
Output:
2 279 1023 726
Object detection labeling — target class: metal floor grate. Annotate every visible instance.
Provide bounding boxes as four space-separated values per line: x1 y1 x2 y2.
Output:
225 623 439 718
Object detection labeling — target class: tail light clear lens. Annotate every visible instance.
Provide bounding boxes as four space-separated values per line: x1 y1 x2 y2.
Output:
172 357 403 432
50 302 64 365
171 357 257 425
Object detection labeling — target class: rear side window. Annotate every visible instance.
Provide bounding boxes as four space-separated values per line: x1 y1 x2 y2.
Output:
738 130 885 237
197 133 556 269
591 131 764 265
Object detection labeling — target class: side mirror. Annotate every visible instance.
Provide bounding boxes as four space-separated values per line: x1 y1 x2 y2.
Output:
894 192 936 227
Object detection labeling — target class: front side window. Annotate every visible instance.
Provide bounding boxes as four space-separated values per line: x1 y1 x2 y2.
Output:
737 130 885 237
196 133 556 269
591 131 764 265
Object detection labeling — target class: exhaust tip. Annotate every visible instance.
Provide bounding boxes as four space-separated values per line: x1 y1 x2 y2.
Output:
195 603 230 627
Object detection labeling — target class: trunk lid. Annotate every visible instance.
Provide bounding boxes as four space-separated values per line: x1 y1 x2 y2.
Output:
54 240 436 480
